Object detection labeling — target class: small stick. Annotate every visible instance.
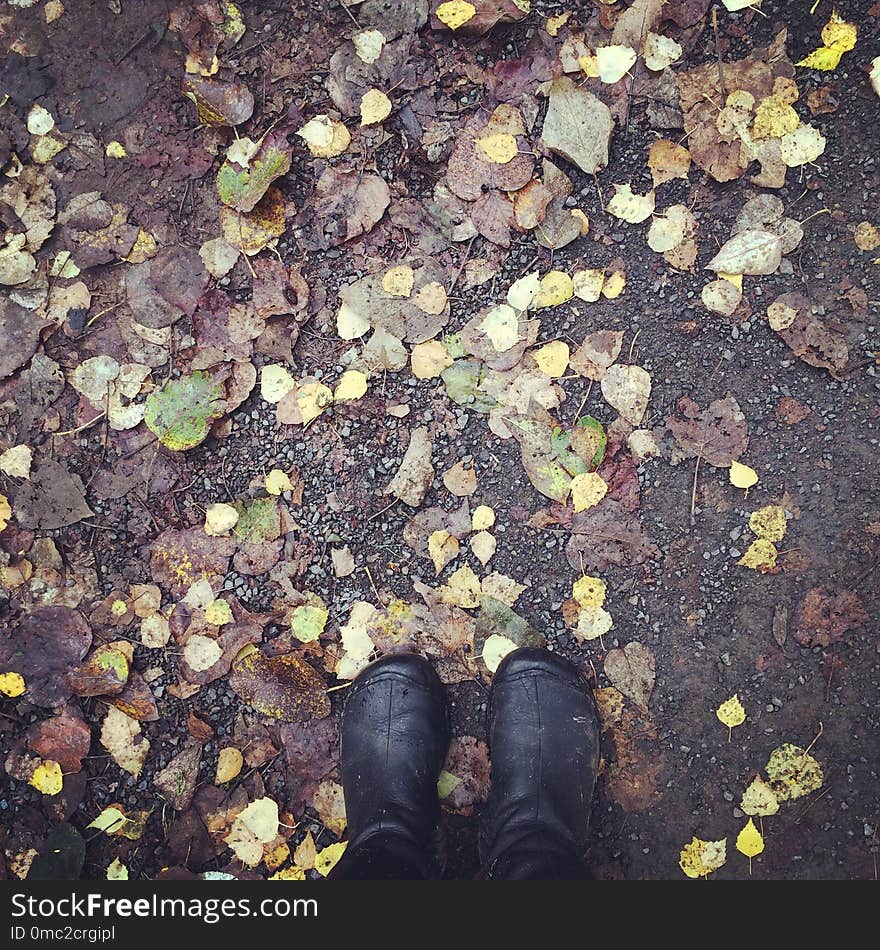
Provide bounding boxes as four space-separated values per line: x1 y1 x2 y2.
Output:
54 412 106 437
712 8 726 99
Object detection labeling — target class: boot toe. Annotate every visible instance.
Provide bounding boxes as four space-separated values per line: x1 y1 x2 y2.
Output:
493 646 587 688
347 651 443 696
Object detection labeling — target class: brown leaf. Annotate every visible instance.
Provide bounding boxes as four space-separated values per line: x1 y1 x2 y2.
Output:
155 739 203 812
385 426 434 507
27 704 91 774
312 167 390 247
430 0 527 35
0 299 45 381
570 330 624 381
66 644 129 698
770 293 850 380
178 622 263 687
12 459 93 530
442 461 477 497
792 588 868 649
541 76 614 175
565 499 659 572
604 641 656 708
470 189 516 247
150 527 236 597
126 245 208 329
446 115 534 202
229 650 330 722
775 396 811 425
182 77 254 127
0 606 92 707
666 394 749 467
604 707 666 812
105 670 160 722
442 736 490 814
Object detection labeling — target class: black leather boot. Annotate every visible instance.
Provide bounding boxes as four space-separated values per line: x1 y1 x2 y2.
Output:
330 653 450 880
480 648 600 880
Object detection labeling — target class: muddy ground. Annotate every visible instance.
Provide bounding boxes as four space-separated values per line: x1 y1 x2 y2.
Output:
1 0 878 880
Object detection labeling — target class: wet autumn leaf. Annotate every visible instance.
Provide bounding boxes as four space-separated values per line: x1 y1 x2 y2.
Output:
604 642 655 708
217 132 292 213
765 742 823 802
667 394 749 467
792 588 868 649
740 775 779 817
144 371 224 451
229 650 330 722
183 76 254 127
679 836 727 879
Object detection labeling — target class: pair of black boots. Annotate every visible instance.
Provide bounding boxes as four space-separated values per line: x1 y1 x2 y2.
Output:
330 647 600 880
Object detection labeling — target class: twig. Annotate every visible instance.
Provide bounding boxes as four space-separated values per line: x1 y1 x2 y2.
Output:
712 8 726 99
689 453 702 526
54 412 106 437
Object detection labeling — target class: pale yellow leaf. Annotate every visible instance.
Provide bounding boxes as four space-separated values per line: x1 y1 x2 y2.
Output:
334 370 368 402
533 340 570 377
570 472 608 512
483 633 518 672
381 265 415 297
716 694 746 730
729 460 758 489
471 505 496 531
470 530 496 566
428 530 460 574
265 469 293 495
216 747 244 784
411 340 453 379
360 88 392 126
205 502 239 537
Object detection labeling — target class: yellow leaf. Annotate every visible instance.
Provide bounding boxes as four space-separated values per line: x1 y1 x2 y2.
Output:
507 272 542 310
481 304 520 351
381 265 415 297
334 370 368 402
291 604 328 643
576 605 613 641
572 269 605 302
296 115 351 158
205 599 233 626
749 504 786 541
216 747 244 784
30 760 63 796
751 95 800 139
822 11 857 51
260 364 296 403
337 301 370 339
472 505 495 531
853 222 880 251
573 575 606 608
729 460 758 489
545 12 570 36
0 671 25 697
413 281 448 315
88 806 128 835
533 340 570 377
411 340 453 379
483 633 518 673
736 818 764 859
360 88 392 126
602 268 626 298
107 857 129 880
439 564 481 608
353 29 385 65
606 183 655 223
265 469 293 495
679 836 727 879
535 271 574 307
716 694 746 730
297 382 333 424
470 530 496 566
436 0 476 31
595 44 637 84
738 539 777 571
780 124 826 167
578 54 600 78
205 502 239 537
428 530 460 574
476 132 519 164
270 866 306 880
0 494 11 531
740 775 779 816
570 472 608 512
315 841 348 877
765 742 824 802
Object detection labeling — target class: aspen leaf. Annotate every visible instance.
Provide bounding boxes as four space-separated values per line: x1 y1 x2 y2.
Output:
643 32 681 71
315 841 348 877
437 770 461 799
297 381 333 423
535 271 574 307
481 304 520 351
360 89 392 126
260 365 296 403
483 633 517 672
765 742 824 801
796 12 857 71
716 694 746 732
184 635 223 672
30 760 63 795
28 104 55 135
440 564 482 608
205 599 233 626
572 269 605 302
721 0 760 8
382 265 414 297
576 605 612 641
429 530 460 574
736 818 764 860
0 445 33 478
740 775 779 816
679 836 727 879
601 364 651 425
205 503 239 537
297 116 351 158
749 505 786 541
573 575 606 608
436 0 476 30
507 272 541 310
413 281 448 315
739 539 778 571
476 132 519 164
596 45 637 84
291 604 328 642
780 124 826 167
706 230 782 276
337 301 370 340
606 183 655 223
729 460 758 489
353 29 385 64
470 531 496 566
602 268 626 298
411 340 453 379
443 461 477 496
0 671 26 697
334 370 368 402
472 505 495 531
767 300 797 331
265 469 293 495
853 222 880 251
570 472 608 512
89 807 128 835
533 341 569 377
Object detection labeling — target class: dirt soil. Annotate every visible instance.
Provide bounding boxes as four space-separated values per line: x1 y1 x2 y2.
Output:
0 0 878 881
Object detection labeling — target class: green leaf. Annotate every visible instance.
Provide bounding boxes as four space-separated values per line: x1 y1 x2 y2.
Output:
441 359 497 413
217 132 292 213
233 497 280 543
144 372 224 451
571 415 607 469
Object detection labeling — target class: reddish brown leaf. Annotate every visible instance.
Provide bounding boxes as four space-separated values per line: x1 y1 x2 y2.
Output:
792 588 869 648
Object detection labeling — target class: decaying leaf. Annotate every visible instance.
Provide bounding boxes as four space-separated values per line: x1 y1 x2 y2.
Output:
229 650 330 722
604 641 655 708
